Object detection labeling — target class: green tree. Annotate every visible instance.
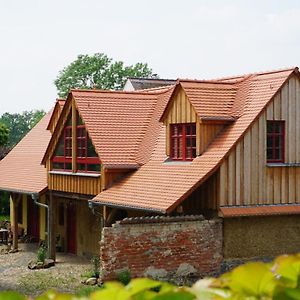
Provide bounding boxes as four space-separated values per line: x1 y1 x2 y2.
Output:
0 123 9 146
54 53 155 98
0 110 46 147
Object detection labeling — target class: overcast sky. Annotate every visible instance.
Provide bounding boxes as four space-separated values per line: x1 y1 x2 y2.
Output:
0 0 299 116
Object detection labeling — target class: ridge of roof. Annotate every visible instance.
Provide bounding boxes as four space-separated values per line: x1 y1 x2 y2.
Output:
70 86 173 96
177 78 237 85
214 67 297 82
127 77 176 82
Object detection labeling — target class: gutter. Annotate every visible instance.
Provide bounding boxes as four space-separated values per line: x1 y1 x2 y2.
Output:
88 200 165 214
31 193 51 259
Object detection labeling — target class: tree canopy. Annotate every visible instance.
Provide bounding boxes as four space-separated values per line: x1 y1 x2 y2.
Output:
54 53 155 98
0 123 9 147
0 110 45 147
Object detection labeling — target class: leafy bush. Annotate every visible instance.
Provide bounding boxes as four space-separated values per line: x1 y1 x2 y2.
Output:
37 244 47 263
3 253 300 299
116 268 131 285
91 255 100 278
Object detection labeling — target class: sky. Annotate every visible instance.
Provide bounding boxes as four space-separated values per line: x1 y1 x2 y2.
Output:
0 0 299 116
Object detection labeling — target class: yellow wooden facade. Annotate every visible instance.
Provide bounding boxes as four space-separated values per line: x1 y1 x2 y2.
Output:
10 194 47 241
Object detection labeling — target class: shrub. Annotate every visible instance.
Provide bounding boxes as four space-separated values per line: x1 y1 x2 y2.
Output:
91 255 100 278
116 268 131 285
37 244 47 263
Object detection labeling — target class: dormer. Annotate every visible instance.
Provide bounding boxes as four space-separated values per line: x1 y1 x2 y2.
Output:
160 80 237 160
42 94 101 195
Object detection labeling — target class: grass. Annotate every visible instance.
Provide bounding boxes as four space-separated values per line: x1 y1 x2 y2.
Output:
18 272 78 296
0 215 9 222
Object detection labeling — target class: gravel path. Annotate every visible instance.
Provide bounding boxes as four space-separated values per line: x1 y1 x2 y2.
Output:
0 243 91 296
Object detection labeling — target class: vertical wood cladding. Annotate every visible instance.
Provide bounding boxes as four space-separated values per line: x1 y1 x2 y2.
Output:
48 173 101 195
219 76 300 206
164 88 224 156
183 171 219 215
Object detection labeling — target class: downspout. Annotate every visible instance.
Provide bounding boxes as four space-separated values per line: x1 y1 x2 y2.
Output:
31 193 51 259
88 201 105 239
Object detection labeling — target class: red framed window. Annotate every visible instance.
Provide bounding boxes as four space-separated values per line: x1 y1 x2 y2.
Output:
171 123 196 160
52 116 72 171
51 112 100 173
267 120 285 163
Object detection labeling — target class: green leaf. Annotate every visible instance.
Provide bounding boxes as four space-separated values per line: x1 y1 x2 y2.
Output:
273 254 300 288
0 292 26 300
191 278 232 299
221 262 277 297
152 290 195 300
125 278 162 295
90 281 124 300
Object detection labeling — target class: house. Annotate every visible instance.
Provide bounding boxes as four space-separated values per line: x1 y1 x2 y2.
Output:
123 77 176 91
0 67 300 279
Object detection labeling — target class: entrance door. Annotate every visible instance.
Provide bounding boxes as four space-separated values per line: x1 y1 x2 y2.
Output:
27 196 40 240
67 202 77 254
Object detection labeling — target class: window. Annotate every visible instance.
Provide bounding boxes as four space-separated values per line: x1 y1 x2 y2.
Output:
267 120 285 163
51 111 100 173
76 114 100 173
170 123 196 160
52 115 72 171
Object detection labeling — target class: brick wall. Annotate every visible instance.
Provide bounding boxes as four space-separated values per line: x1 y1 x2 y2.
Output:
100 215 223 282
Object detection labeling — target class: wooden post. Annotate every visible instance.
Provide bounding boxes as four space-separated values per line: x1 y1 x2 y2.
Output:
49 190 56 261
11 193 20 251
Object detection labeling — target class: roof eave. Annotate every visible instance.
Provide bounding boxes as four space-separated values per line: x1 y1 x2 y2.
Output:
0 186 48 196
89 199 166 214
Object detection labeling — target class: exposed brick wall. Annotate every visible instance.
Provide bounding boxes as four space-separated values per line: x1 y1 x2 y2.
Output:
100 215 223 282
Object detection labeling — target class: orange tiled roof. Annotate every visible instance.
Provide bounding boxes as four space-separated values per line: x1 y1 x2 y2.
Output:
72 88 173 167
92 68 297 213
219 205 300 217
180 80 238 119
46 99 65 131
0 112 51 194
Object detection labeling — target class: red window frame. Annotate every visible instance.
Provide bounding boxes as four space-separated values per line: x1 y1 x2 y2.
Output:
75 124 100 173
52 125 72 171
170 123 196 161
52 121 100 173
266 120 285 163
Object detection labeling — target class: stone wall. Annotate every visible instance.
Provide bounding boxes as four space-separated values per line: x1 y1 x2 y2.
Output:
224 215 300 259
100 215 222 282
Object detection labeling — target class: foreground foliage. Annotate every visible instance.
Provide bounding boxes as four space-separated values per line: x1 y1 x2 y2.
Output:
3 253 300 299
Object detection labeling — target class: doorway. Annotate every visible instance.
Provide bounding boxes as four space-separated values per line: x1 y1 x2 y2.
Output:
66 202 77 254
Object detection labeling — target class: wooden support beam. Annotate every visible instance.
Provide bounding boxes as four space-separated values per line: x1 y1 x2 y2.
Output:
11 193 20 251
49 190 57 261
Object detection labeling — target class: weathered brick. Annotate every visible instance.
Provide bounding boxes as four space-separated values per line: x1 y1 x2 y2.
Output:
100 216 223 281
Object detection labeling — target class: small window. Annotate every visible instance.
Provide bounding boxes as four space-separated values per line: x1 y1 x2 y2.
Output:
171 123 196 161
267 121 285 163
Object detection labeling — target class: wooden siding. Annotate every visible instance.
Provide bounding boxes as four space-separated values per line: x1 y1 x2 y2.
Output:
219 76 300 206
199 124 224 154
182 171 219 215
164 89 198 156
55 197 101 256
48 173 101 195
164 88 224 156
